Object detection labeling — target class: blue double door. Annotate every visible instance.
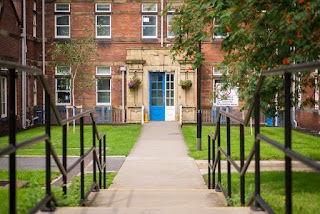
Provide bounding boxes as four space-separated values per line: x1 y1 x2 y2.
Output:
150 72 165 121
149 72 175 121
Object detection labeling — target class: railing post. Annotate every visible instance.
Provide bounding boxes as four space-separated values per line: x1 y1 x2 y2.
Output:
254 93 261 210
8 69 16 214
208 135 211 189
99 138 102 189
103 135 107 189
227 117 231 200
240 124 245 206
212 137 215 189
62 124 67 195
80 117 85 205
92 121 98 191
284 72 292 214
44 87 55 211
216 118 222 191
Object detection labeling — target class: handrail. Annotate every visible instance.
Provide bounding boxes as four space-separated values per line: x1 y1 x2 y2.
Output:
208 61 320 214
0 60 108 213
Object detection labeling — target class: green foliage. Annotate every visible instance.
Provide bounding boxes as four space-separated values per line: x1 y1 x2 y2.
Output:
0 125 142 156
50 23 99 106
169 1 320 112
182 125 320 160
204 171 320 213
0 171 116 213
179 79 192 89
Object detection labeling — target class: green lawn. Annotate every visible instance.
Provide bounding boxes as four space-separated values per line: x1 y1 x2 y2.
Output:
204 171 320 214
0 125 142 156
0 170 116 214
182 125 320 160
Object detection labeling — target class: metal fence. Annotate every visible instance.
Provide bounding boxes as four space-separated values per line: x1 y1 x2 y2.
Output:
0 60 108 214
207 61 320 214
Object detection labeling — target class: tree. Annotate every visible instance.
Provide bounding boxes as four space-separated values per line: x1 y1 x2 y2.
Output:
169 0 320 114
50 28 99 132
50 32 99 109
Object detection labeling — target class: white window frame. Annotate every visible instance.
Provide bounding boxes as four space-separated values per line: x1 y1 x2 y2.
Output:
96 67 111 106
167 15 174 39
166 3 181 12
55 3 70 12
0 76 7 118
212 79 221 106
55 3 70 39
96 15 111 38
213 16 225 39
213 66 228 76
55 66 71 105
142 15 158 38
95 3 111 12
142 3 157 13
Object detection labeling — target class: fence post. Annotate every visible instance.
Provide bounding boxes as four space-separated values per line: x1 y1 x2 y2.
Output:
80 117 85 204
227 117 231 200
8 69 16 214
240 124 245 206
284 72 292 214
44 87 55 211
254 93 261 210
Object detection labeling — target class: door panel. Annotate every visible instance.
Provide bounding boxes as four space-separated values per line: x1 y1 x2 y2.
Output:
150 72 165 121
165 73 175 121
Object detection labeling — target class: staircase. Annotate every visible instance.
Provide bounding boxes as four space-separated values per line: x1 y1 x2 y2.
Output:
49 122 252 214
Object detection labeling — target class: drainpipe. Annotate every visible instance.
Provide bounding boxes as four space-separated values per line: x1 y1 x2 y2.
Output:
160 0 164 47
42 0 46 124
120 66 127 123
21 0 27 129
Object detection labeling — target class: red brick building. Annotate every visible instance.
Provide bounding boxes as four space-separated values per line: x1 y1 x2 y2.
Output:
1 0 319 134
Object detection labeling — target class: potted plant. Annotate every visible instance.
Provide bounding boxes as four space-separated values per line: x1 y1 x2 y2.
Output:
128 75 141 92
179 79 192 89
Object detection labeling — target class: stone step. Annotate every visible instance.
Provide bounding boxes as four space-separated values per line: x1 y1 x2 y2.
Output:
50 207 252 214
88 189 227 208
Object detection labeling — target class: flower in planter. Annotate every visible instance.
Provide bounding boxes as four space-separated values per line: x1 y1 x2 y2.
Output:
179 79 192 89
128 75 141 92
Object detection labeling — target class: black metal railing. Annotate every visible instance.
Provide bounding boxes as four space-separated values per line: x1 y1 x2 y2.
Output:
208 61 320 214
0 60 107 213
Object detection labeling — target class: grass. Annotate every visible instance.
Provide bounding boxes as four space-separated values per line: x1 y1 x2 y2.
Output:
204 171 320 214
0 170 116 214
0 125 142 156
182 125 320 160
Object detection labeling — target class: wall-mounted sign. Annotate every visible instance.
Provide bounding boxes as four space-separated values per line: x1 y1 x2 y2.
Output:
214 83 238 107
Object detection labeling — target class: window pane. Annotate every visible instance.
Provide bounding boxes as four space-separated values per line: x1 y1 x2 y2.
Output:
56 3 69 12
97 26 110 36
57 27 69 36
57 16 69 25
97 16 110 25
152 98 156 106
97 92 110 103
57 79 70 90
142 3 157 12
97 79 110 90
143 16 156 25
96 67 111 75
157 98 163 106
57 66 71 75
158 82 162 89
96 3 110 12
57 92 70 103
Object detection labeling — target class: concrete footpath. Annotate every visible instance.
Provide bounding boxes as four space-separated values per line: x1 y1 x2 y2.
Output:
51 122 253 214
